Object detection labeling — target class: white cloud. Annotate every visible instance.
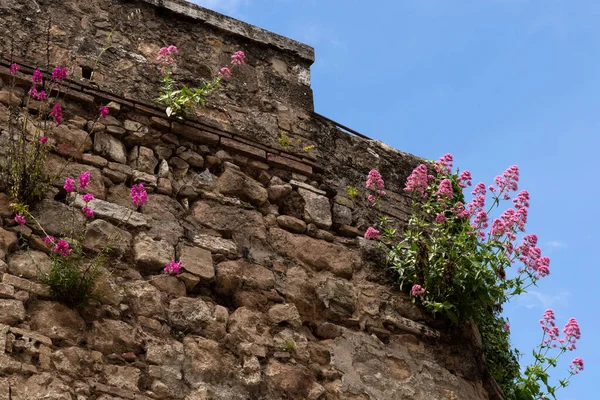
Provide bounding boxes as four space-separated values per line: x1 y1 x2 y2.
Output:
517 290 569 310
546 240 567 249
191 0 247 15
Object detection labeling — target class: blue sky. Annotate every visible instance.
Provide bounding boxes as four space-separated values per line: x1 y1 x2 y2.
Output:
193 1 597 397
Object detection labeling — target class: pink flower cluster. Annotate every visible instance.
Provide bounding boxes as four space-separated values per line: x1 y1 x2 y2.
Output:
99 105 110 119
365 169 386 203
366 169 385 191
231 51 246 66
49 103 62 126
490 165 519 199
458 170 472 188
157 45 179 73
164 260 182 274
28 87 47 101
514 234 550 278
404 164 429 197
64 171 94 217
435 213 447 224
44 236 72 257
14 214 26 226
539 310 582 355
27 69 47 101
52 66 68 81
570 357 584 374
364 227 380 240
436 178 453 200
435 153 453 174
411 284 425 297
10 63 20 74
218 67 232 79
130 183 148 207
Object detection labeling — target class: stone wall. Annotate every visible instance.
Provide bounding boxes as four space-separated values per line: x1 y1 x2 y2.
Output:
0 1 499 399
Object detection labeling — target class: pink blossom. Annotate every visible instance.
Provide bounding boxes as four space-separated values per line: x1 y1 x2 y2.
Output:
472 182 486 196
130 183 148 207
411 284 425 297
82 206 94 218
467 195 486 215
10 64 20 74
570 357 584 374
364 227 380 240
503 323 510 332
458 170 472 188
513 190 530 209
53 239 72 257
436 179 453 199
157 45 179 73
78 171 91 189
40 136 48 144
49 103 62 126
64 177 75 193
218 67 232 78
164 260 182 274
14 214 26 226
434 153 453 174
472 210 489 230
435 213 447 224
404 164 429 196
453 202 470 218
99 106 109 119
82 193 94 203
366 169 385 190
231 51 246 66
52 66 68 81
28 87 46 100
492 165 519 199
563 318 581 346
367 194 376 203
35 90 47 101
32 69 43 85
43 236 55 245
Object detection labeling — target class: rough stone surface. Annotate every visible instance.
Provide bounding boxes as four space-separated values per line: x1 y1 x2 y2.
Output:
134 234 174 272
178 244 215 280
83 219 132 253
7 251 51 280
28 301 86 343
94 131 127 164
0 299 25 325
270 228 357 278
297 188 333 229
218 167 268 206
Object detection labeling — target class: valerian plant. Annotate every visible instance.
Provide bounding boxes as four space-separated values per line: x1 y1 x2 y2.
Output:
362 154 583 399
155 46 246 117
0 64 111 206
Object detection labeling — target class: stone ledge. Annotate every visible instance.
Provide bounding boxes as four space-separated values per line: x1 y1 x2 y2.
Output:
141 0 315 65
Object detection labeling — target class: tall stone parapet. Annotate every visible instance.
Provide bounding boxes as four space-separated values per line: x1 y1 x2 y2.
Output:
0 1 502 399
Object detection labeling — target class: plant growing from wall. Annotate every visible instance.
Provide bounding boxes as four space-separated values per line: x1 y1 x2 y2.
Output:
347 185 359 200
1 59 113 206
363 155 584 399
155 46 246 117
12 172 150 308
1 65 64 205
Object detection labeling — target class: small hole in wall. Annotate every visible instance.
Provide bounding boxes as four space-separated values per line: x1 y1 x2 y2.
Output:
81 66 93 80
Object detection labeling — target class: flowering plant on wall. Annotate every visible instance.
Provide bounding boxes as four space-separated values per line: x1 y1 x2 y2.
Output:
155 46 246 117
362 155 583 399
0 64 110 206
12 172 149 308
